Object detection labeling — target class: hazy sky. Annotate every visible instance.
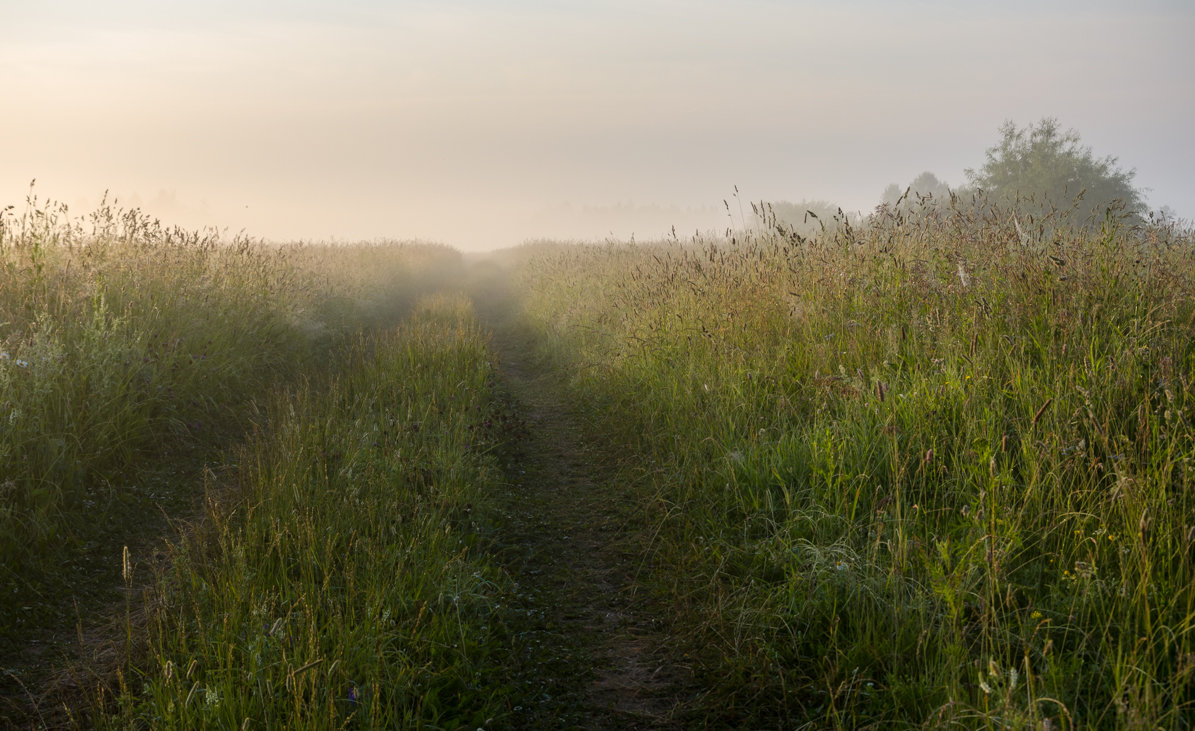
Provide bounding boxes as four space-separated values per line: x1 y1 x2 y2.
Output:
5 0 1192 249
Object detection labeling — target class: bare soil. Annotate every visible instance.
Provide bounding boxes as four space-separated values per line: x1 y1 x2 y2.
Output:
472 260 695 729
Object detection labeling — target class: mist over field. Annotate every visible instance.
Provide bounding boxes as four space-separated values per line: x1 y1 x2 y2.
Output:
5 0 1193 248
4 2 1195 728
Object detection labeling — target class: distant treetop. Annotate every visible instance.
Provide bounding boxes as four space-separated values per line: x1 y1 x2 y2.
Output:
964 117 1147 225
881 172 953 210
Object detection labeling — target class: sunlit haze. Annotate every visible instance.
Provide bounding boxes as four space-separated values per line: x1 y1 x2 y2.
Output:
6 0 1192 249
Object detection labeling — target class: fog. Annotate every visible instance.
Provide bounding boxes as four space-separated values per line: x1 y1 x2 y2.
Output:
4 1 1192 249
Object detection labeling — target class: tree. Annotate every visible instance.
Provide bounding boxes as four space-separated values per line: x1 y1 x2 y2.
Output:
965 118 1147 225
766 199 857 237
881 172 952 209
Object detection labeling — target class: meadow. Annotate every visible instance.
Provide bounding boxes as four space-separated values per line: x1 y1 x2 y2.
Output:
512 197 1195 727
96 294 514 728
1 188 1192 728
0 192 488 725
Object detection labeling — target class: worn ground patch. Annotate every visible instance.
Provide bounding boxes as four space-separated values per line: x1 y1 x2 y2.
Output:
473 263 694 729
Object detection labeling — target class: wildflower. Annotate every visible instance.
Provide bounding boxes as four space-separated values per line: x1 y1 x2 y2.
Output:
15 359 28 368
0 352 7 360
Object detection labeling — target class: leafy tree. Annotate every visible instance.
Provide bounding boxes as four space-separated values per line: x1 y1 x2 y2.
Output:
881 183 902 208
766 199 857 237
881 172 952 209
965 117 1147 224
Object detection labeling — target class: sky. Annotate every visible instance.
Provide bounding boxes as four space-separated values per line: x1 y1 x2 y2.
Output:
4 0 1193 249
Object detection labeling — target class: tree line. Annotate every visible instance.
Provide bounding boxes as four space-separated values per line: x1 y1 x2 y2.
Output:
774 117 1170 236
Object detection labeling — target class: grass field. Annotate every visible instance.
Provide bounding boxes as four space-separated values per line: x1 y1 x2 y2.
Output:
0 193 469 723
2 192 1192 728
512 200 1195 727
96 294 513 728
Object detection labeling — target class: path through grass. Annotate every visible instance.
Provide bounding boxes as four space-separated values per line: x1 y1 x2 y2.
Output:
3 266 696 728
473 259 693 729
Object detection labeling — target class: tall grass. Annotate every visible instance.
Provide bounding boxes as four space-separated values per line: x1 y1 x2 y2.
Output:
96 294 513 728
512 199 1195 727
0 189 461 655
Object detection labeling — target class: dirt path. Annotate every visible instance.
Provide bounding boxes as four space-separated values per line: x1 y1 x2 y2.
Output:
471 261 692 729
